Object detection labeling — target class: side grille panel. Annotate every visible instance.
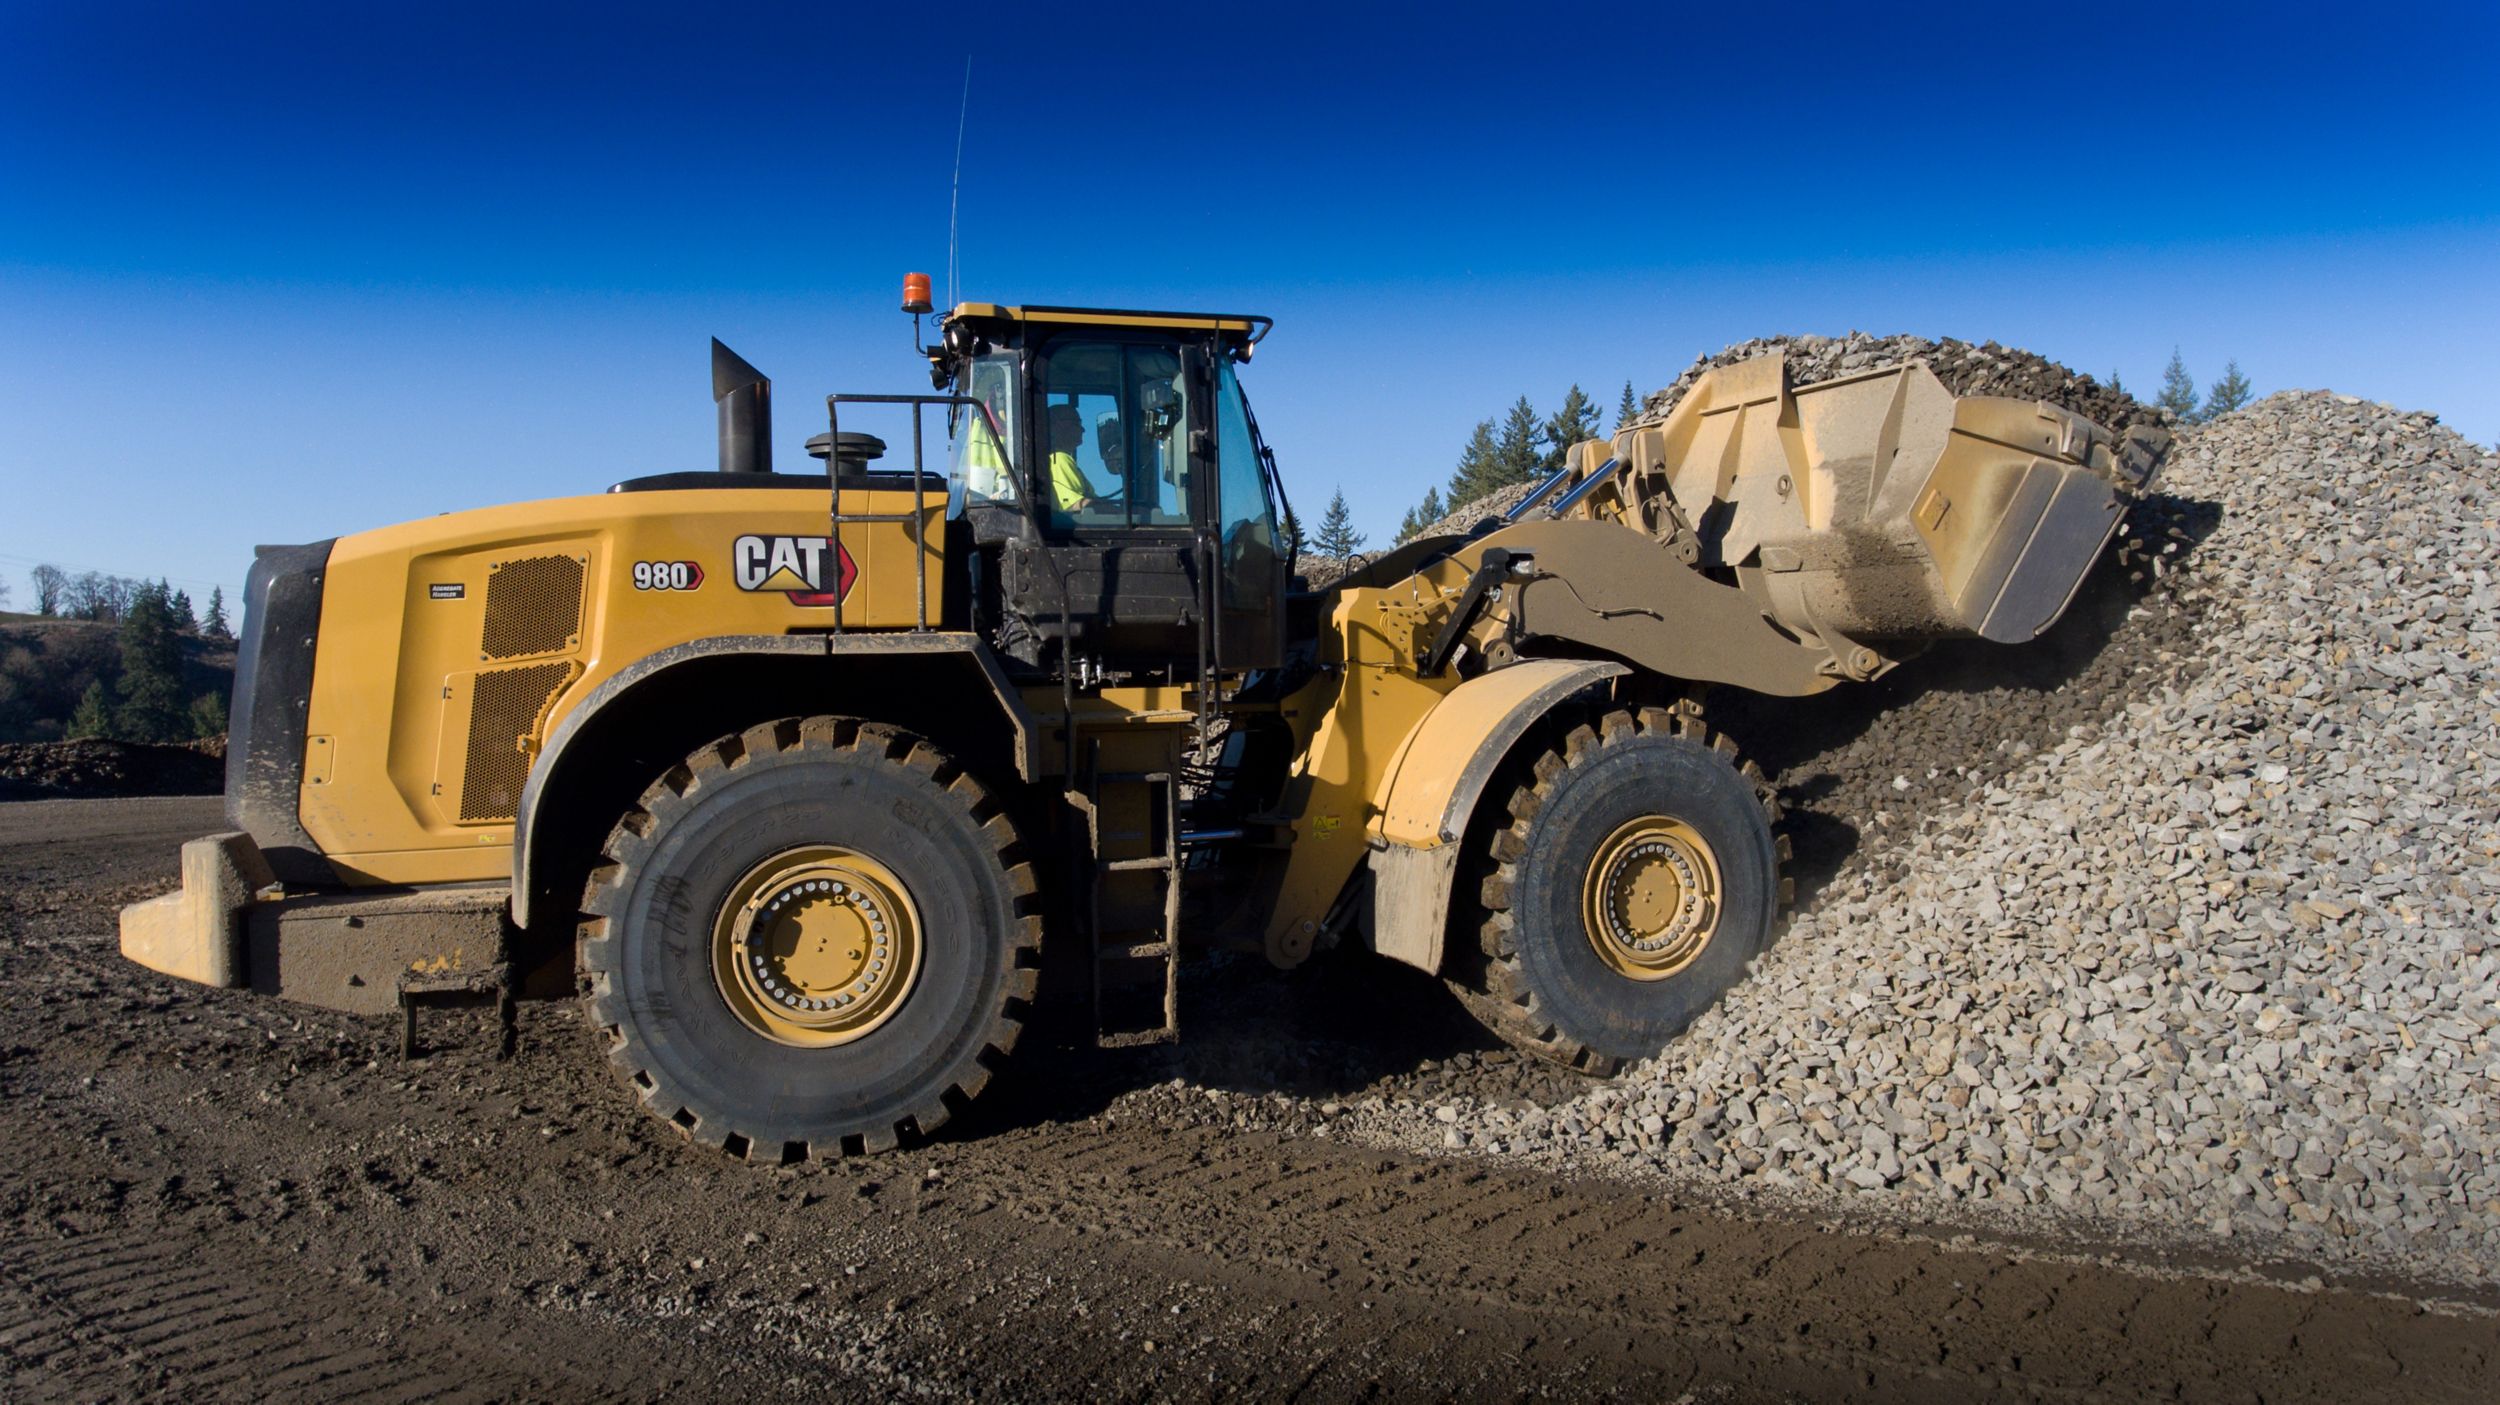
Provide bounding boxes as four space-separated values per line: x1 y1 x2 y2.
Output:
480 555 585 661
459 661 578 822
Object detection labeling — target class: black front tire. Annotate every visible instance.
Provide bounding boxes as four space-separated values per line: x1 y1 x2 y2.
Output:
1452 704 1786 1075
578 716 1039 1161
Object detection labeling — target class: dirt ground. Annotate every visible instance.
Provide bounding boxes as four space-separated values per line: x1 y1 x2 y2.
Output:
3 798 2492 1403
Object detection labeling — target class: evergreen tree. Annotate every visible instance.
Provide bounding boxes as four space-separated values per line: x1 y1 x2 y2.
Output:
169 586 195 632
1449 399 1548 510
1398 485 1446 543
1616 381 1641 431
2156 348 2201 422
1492 397 1543 486
2107 369 2124 396
201 586 232 641
115 582 188 743
189 690 229 739
2204 360 2252 418
68 680 115 740
1541 385 1604 472
1314 489 1367 557
1445 419 1503 507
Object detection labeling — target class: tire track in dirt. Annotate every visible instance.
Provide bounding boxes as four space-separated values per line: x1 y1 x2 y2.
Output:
0 1226 610 1403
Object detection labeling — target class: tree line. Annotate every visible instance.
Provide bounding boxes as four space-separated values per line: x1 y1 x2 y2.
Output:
2125 351 2253 425
14 564 233 638
1281 350 2259 568
1394 383 1640 544
2 570 233 745
1288 384 1648 562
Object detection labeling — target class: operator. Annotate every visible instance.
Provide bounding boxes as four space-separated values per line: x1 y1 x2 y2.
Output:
1046 403 1105 518
959 381 1013 502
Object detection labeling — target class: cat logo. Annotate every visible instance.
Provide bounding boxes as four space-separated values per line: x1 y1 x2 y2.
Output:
732 534 856 607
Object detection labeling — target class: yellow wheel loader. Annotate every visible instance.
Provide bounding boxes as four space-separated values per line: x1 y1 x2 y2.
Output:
120 288 2165 1160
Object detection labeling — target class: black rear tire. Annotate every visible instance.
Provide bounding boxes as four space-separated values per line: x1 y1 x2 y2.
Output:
579 716 1039 1161
1451 704 1786 1075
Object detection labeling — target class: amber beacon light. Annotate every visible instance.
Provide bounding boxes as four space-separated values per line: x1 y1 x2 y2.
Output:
901 272 934 315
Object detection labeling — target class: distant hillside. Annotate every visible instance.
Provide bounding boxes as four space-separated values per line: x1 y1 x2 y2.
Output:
0 618 236 744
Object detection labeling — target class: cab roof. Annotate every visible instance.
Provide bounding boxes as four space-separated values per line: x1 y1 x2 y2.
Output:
945 302 1271 347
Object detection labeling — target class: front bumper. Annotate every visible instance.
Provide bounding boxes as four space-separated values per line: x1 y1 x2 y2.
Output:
119 832 276 989
120 832 510 1014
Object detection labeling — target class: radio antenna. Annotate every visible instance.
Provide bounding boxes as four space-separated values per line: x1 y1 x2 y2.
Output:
947 56 971 312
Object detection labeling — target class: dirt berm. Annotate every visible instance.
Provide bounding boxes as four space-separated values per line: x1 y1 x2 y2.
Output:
0 737 224 802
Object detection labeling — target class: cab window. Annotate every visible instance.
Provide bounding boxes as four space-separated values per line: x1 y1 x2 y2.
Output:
1214 360 1280 607
951 351 1020 508
1035 340 1191 532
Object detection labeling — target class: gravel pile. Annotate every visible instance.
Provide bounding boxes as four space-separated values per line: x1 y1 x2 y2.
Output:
1632 330 2161 438
1405 480 1546 542
1398 391 2499 1282
1293 553 1358 591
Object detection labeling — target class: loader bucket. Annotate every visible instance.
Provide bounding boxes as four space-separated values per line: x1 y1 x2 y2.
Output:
1586 355 2167 647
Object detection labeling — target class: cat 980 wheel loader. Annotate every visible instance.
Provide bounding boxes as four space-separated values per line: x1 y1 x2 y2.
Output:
120 279 2165 1159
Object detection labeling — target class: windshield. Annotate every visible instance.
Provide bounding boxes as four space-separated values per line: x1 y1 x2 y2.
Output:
1215 361 1280 606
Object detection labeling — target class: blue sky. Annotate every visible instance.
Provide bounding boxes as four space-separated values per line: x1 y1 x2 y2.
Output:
4 1 2495 603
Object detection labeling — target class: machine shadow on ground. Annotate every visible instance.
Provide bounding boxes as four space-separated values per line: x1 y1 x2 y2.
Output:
943 946 1571 1145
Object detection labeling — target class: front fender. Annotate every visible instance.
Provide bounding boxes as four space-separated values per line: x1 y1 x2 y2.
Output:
1365 658 1627 972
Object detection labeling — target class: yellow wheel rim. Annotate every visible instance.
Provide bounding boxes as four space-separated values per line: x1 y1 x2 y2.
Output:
1580 816 1722 982
710 845 922 1047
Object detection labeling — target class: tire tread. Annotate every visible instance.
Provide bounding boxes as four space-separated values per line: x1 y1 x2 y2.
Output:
1453 702 1784 1076
575 715 1038 1162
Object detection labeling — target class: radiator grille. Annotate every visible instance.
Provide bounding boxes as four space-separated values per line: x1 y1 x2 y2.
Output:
480 555 585 661
459 661 577 822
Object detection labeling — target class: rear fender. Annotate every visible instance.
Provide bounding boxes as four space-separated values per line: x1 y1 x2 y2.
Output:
1365 659 1627 972
509 632 1035 930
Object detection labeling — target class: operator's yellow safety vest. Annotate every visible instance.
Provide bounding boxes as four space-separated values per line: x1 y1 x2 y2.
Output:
963 416 1010 499
1048 450 1093 514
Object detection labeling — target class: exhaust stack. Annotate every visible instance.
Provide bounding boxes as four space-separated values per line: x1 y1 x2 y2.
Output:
711 339 771 475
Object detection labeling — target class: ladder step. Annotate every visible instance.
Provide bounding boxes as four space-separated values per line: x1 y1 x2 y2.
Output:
1079 736 1180 1051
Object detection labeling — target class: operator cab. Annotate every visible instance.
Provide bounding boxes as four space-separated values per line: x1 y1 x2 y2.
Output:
932 303 1290 678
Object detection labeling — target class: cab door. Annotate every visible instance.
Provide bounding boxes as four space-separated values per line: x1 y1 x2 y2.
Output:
1009 333 1203 666
1197 350 1286 670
